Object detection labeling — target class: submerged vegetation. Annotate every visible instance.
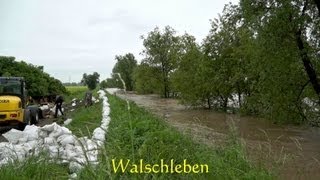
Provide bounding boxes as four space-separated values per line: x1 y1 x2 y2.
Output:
106 0 320 125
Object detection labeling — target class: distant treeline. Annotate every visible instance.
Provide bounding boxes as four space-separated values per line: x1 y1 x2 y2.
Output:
0 56 67 96
106 1 320 125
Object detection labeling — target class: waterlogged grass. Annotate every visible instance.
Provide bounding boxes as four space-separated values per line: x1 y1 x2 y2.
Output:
78 94 273 179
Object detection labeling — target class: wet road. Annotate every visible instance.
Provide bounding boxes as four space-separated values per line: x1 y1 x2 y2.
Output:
117 92 320 179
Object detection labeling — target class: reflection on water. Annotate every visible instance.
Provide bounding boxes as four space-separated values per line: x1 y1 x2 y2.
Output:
117 93 320 179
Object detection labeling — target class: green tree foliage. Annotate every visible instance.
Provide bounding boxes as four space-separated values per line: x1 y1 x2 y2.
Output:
81 72 100 90
99 80 108 89
238 0 320 123
141 26 180 98
112 53 137 91
133 62 162 94
0 56 67 96
108 1 320 124
171 34 212 107
105 77 121 88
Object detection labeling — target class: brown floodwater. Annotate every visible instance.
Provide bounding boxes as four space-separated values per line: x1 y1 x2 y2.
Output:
116 92 320 179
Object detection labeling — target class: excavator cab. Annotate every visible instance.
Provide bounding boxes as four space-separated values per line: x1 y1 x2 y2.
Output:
0 77 38 128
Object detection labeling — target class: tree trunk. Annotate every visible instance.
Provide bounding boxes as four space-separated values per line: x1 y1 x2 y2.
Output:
207 97 211 109
295 0 320 100
296 29 320 98
161 62 167 98
236 83 242 108
314 0 320 16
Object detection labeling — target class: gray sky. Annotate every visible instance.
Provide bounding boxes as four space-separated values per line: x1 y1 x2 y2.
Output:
0 0 238 83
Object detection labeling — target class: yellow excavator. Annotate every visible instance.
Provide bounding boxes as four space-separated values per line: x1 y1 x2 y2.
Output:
0 77 40 129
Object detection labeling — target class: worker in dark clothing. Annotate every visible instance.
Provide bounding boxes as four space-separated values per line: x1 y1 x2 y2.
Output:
84 91 93 107
54 95 64 118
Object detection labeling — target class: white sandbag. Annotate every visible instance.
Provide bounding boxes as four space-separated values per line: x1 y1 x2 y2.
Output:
72 102 76 107
50 107 64 116
92 127 105 142
0 89 111 174
50 105 56 114
57 134 76 146
38 130 48 138
60 126 72 135
47 145 59 157
24 125 39 141
39 105 49 111
44 137 55 144
86 150 98 162
63 118 73 126
76 136 89 146
49 125 70 138
41 123 58 132
22 140 38 153
69 161 83 173
65 149 78 160
18 136 28 143
3 129 25 144
69 173 77 179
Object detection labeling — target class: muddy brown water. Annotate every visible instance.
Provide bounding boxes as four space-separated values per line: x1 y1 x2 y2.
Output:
117 92 320 179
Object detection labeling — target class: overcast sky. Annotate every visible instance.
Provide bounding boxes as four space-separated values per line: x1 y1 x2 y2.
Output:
0 0 238 83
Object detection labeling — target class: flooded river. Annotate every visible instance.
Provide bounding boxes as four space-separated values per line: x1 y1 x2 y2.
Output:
117 92 320 179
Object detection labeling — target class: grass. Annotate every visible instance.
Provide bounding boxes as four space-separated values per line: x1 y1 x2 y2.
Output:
0 153 69 180
64 86 88 103
66 100 102 137
63 85 102 137
0 91 274 179
65 86 88 93
78 93 273 179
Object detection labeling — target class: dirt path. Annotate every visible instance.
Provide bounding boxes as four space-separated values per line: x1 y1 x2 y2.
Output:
116 92 320 179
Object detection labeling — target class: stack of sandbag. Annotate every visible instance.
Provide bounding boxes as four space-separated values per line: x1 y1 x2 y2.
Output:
0 90 111 174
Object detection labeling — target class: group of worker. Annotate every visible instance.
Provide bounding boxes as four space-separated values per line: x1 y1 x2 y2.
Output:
27 91 94 119
27 95 64 118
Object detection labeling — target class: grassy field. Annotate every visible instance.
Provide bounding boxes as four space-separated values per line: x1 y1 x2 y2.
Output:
64 86 88 103
65 86 88 93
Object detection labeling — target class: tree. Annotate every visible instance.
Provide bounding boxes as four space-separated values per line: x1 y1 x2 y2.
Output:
171 34 211 107
239 0 320 123
0 56 67 96
100 80 108 89
141 26 180 98
81 72 100 90
112 53 137 91
133 62 162 94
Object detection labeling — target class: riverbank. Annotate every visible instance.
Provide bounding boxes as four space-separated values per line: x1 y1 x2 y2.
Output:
98 93 272 179
115 92 320 179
